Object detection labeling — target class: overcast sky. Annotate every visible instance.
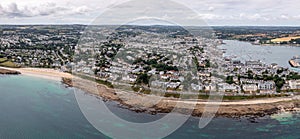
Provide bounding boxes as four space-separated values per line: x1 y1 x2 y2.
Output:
0 0 300 26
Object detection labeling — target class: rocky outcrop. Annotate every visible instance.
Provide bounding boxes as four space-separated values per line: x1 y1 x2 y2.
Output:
62 77 73 87
0 68 21 75
61 77 300 118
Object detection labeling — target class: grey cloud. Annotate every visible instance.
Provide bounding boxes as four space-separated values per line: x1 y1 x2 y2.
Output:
0 0 300 25
1 3 29 17
0 2 91 18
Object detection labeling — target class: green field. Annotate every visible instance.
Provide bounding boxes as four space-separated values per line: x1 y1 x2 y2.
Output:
0 58 20 68
0 58 8 63
73 73 114 88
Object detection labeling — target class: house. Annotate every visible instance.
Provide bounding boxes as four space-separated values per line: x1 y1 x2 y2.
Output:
147 69 157 75
289 80 300 90
258 81 275 91
97 71 110 78
233 77 239 83
191 83 203 91
167 82 181 89
243 84 258 94
218 83 238 93
232 60 241 66
151 81 167 88
160 74 171 80
198 72 210 77
245 60 263 67
122 74 137 83
204 84 217 92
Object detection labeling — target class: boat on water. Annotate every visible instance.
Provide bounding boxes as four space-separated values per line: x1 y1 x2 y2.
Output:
289 56 300 68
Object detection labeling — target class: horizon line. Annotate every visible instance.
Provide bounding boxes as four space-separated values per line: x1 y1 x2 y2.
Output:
1 24 300 27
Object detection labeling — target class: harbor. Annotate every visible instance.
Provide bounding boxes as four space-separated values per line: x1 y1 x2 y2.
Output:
218 40 300 71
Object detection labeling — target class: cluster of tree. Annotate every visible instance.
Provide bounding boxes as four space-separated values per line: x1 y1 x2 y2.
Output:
225 76 234 84
136 73 150 85
286 72 300 80
193 57 211 71
133 57 178 72
273 75 285 92
290 38 300 44
188 46 204 55
152 63 178 71
205 59 211 68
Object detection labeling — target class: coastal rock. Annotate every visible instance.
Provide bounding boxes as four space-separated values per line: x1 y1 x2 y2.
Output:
0 68 21 75
62 77 73 87
61 76 300 118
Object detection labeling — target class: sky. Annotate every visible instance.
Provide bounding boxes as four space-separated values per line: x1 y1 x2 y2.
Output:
0 0 300 26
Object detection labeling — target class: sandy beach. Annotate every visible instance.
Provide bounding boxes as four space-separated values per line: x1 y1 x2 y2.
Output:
1 67 73 81
2 66 300 117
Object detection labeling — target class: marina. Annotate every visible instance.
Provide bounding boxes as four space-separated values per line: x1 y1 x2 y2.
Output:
218 40 300 72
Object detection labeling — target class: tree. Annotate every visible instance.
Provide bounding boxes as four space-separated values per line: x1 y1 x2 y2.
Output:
143 66 151 72
247 70 254 79
226 76 234 84
205 59 211 68
136 73 150 85
273 75 285 93
277 69 284 74
287 72 300 80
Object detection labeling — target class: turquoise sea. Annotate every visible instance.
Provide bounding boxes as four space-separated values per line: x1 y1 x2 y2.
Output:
1 75 300 139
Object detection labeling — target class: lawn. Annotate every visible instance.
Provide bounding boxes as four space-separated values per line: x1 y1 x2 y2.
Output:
0 61 20 68
0 58 8 63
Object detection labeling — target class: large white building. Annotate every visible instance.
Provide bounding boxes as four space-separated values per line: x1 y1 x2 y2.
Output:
289 80 300 90
242 84 258 94
258 81 275 90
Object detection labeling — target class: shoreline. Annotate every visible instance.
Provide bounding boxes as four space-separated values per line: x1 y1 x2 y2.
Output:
0 67 73 81
224 39 300 47
254 43 300 47
3 67 300 117
0 68 21 75
61 75 300 118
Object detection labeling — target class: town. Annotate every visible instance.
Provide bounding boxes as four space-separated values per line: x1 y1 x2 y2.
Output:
1 25 300 97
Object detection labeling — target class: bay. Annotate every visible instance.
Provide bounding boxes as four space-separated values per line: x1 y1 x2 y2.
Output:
218 40 300 72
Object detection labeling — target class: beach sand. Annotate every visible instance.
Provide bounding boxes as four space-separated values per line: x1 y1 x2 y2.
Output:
1 67 73 81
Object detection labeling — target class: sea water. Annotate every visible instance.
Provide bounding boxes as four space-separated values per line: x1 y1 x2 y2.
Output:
1 75 300 139
218 40 300 69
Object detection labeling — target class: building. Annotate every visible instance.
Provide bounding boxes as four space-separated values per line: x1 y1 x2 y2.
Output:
242 84 258 94
191 83 203 91
167 82 181 89
218 83 238 93
258 81 275 91
245 60 263 67
122 74 137 83
289 80 300 90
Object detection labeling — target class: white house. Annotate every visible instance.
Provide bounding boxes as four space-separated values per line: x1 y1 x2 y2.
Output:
258 81 275 90
243 84 258 93
289 80 300 90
